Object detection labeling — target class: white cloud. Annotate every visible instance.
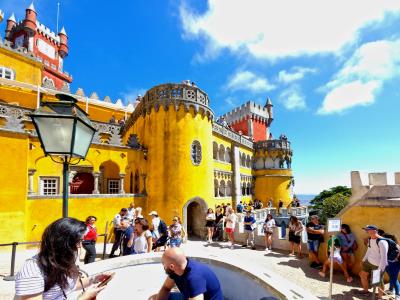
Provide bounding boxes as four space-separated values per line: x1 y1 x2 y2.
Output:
278 67 316 84
179 0 400 60
279 86 306 110
225 70 275 93
318 39 400 114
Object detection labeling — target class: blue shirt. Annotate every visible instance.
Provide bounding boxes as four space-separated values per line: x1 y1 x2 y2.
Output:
122 226 135 255
169 259 223 300
244 215 256 231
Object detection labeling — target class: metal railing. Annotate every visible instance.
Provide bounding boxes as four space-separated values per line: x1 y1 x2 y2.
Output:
1 222 109 281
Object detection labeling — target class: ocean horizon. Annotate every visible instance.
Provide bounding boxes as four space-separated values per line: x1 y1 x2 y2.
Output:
296 194 316 206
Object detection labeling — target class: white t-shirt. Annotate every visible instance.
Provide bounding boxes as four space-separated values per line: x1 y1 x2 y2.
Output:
152 217 161 238
225 213 237 229
363 237 389 271
134 230 152 254
113 213 121 228
127 208 135 221
206 213 216 221
15 256 77 300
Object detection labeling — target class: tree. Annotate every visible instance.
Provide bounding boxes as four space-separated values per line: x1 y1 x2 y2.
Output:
319 193 349 224
309 186 351 223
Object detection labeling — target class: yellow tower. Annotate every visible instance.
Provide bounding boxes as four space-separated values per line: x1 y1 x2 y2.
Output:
253 137 293 207
122 83 214 235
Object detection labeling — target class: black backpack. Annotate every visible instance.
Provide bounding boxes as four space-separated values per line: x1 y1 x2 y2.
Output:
158 220 168 235
370 237 400 262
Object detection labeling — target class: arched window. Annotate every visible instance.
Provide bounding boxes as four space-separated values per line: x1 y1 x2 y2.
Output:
246 182 251 195
241 182 246 196
218 145 225 161
134 171 140 194
219 180 226 197
214 179 219 197
191 140 202 166
0 67 15 80
225 147 231 163
226 180 232 196
213 142 218 160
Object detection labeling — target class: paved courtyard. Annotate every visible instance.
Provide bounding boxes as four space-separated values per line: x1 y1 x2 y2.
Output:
0 240 392 300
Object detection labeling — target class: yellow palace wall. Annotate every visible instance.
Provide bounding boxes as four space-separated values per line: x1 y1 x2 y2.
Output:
123 104 215 224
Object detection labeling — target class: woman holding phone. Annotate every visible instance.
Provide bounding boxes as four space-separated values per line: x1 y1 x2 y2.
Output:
15 218 112 300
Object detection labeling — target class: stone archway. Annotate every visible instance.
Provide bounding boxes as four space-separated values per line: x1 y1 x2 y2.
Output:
182 197 208 239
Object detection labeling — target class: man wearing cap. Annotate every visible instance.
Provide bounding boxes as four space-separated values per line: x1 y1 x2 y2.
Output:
357 225 388 298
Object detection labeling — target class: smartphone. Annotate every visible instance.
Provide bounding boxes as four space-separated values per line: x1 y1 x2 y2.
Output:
97 273 115 288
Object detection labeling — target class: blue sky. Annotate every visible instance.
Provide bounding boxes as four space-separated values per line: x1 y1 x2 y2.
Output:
1 0 400 194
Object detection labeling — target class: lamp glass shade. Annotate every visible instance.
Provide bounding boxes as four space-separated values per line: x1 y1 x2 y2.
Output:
72 119 95 157
34 116 74 154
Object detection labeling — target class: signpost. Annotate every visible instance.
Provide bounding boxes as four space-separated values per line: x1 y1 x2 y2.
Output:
327 218 341 300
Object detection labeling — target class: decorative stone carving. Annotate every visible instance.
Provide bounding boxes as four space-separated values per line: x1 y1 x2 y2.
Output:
127 134 142 149
212 123 253 149
75 88 85 97
122 83 214 135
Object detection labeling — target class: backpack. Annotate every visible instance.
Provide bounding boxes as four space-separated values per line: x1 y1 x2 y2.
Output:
158 220 168 235
370 237 400 262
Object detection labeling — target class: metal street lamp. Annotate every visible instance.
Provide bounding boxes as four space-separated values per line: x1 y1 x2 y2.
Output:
30 94 96 217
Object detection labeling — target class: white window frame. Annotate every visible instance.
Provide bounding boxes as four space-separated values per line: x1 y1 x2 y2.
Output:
39 177 59 196
0 67 16 80
108 179 120 194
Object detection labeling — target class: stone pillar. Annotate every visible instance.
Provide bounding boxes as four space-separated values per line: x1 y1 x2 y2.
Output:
28 169 36 195
141 174 147 195
395 172 400 185
119 173 125 194
232 144 241 207
92 172 100 194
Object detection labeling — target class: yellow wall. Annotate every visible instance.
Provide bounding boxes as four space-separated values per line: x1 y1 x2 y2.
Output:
0 132 29 243
0 47 42 85
25 196 145 242
124 104 214 223
253 168 292 207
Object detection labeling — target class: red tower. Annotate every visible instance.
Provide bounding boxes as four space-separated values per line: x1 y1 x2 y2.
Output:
3 3 72 90
219 98 274 142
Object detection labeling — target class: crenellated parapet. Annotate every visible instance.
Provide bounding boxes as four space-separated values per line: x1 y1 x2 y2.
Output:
220 100 273 126
253 138 292 170
122 83 214 135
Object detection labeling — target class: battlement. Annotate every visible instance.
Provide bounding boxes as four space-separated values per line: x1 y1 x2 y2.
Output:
350 171 400 201
220 100 271 125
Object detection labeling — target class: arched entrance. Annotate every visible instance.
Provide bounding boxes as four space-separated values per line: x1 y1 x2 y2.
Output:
182 197 208 239
70 172 94 194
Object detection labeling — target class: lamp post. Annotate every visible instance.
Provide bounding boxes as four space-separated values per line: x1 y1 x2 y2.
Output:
30 94 96 217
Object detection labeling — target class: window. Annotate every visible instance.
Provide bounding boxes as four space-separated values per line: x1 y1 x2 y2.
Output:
108 179 120 194
191 140 202 166
40 177 59 195
0 67 15 80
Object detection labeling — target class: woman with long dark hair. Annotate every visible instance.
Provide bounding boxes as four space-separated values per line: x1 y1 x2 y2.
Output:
337 223 357 270
262 214 275 253
288 216 303 258
15 218 111 300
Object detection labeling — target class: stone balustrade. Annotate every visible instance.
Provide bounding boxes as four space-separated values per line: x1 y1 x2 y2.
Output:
254 139 291 152
212 122 253 149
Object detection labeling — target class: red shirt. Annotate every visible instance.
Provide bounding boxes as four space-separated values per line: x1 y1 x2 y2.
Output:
84 224 97 241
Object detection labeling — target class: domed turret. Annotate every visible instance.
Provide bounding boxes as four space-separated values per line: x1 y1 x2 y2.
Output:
5 13 16 40
58 27 68 57
24 3 37 32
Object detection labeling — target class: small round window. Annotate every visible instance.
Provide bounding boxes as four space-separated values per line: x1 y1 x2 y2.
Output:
191 140 202 166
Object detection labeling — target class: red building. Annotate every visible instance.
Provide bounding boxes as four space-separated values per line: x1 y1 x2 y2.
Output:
219 98 274 142
5 3 72 90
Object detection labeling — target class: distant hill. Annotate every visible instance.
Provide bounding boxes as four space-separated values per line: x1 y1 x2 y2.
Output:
296 194 316 206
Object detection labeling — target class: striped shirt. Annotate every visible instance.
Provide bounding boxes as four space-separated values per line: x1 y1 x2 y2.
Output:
15 256 77 299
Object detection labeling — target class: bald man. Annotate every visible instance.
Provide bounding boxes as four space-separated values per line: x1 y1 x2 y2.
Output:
150 248 223 300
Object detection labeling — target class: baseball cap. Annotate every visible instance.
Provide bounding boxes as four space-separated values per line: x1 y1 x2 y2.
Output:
363 225 378 231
